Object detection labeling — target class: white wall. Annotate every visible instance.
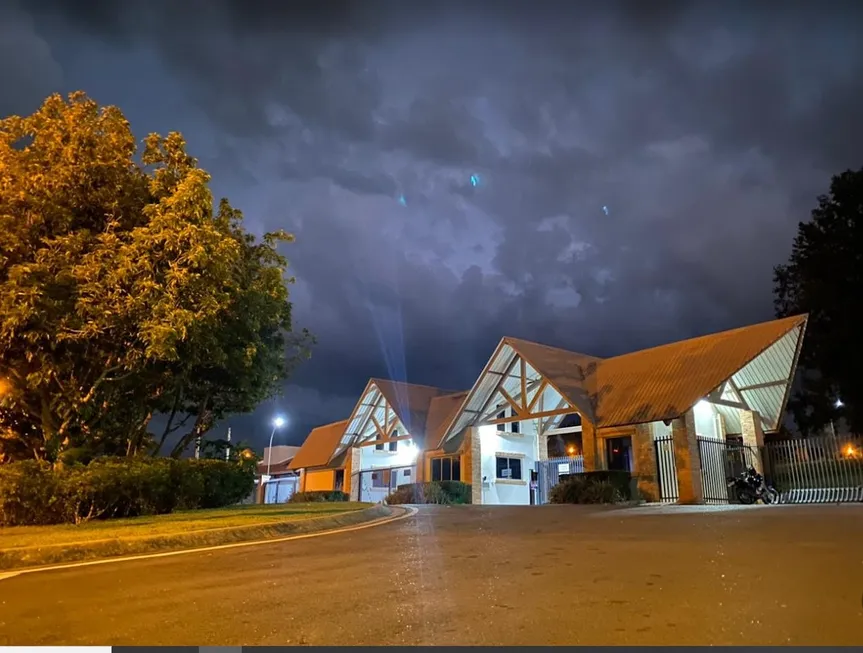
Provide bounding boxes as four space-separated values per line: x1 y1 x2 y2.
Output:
651 420 672 439
478 424 537 505
650 405 724 441
356 441 418 502
357 439 419 472
692 400 723 440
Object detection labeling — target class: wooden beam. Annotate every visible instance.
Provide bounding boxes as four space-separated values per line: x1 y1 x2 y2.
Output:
526 379 548 413
358 434 414 448
486 406 574 425
498 386 525 417
474 353 520 420
707 381 727 402
541 397 572 432
519 358 527 412
354 389 385 441
370 415 388 440
726 379 751 410
736 379 787 392
711 398 748 410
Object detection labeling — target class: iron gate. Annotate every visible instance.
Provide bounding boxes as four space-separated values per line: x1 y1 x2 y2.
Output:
654 435 678 502
535 456 585 504
697 437 758 504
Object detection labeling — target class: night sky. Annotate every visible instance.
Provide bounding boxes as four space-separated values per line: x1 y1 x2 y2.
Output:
4 1 863 450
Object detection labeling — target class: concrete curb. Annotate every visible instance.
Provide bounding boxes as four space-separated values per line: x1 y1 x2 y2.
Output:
0 504 396 571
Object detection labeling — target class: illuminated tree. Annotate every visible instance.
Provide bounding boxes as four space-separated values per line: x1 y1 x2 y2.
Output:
774 168 863 435
0 92 311 462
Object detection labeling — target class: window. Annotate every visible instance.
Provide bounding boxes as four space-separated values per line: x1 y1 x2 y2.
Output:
371 470 390 487
388 439 398 453
375 442 384 451
403 469 411 478
430 456 461 482
496 455 523 481
495 406 521 434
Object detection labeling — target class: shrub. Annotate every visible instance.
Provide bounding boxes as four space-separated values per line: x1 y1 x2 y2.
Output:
549 473 625 505
288 490 349 503
385 481 472 505
0 457 256 526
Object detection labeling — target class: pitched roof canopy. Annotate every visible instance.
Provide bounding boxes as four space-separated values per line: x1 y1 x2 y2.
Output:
441 314 807 441
287 420 348 471
593 314 806 429
334 379 464 454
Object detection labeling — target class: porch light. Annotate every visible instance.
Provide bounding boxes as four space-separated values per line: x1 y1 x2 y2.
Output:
394 441 418 465
842 443 859 459
835 398 844 408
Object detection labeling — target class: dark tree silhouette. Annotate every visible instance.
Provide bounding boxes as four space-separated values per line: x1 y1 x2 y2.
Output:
774 168 863 434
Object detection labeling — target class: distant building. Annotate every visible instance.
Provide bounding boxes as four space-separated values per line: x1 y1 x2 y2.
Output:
256 445 301 504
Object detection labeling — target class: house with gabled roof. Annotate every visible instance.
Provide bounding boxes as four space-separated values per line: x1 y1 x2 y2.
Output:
288 314 808 505
286 420 350 494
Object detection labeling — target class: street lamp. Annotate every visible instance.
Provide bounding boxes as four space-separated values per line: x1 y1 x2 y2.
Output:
830 398 843 437
266 416 287 478
263 416 287 505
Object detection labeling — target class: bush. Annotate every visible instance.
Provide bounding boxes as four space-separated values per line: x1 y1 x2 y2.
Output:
385 481 472 505
549 473 625 505
0 457 256 526
288 490 349 503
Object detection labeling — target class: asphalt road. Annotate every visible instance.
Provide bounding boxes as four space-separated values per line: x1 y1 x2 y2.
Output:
1 503 862 646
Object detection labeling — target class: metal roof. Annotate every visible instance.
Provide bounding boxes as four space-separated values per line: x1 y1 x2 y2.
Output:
593 314 806 428
337 379 465 453
287 420 349 471
502 337 601 421
440 314 807 442
425 391 469 450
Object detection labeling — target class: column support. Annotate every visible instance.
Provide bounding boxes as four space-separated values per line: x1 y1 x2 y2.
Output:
672 410 704 504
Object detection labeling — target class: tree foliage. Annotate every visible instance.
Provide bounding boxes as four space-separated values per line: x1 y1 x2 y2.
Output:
0 92 312 462
774 168 863 434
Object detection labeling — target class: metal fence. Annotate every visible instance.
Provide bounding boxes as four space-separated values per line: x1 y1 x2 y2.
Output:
696 437 758 504
535 455 585 504
654 435 678 502
765 433 863 503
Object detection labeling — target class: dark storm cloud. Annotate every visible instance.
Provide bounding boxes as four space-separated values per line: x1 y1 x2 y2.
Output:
10 0 863 446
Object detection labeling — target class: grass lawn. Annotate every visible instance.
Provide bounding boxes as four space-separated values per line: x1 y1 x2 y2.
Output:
0 502 371 551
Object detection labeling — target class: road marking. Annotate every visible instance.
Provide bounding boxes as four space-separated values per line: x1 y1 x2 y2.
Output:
0 505 418 582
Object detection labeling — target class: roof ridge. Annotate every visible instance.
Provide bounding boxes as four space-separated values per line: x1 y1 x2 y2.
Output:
370 378 467 394
600 314 806 363
502 336 603 361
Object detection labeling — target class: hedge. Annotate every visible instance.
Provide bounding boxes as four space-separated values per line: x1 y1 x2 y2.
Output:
386 481 472 505
288 490 349 503
0 457 256 526
549 471 631 504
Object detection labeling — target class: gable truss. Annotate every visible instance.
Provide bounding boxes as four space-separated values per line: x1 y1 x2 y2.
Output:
443 341 580 442
338 382 414 451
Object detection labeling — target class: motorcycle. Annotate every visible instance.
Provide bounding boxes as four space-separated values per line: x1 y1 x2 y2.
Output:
727 466 780 505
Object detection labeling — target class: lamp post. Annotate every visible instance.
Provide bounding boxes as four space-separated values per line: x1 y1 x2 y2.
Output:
267 416 287 477
264 416 287 503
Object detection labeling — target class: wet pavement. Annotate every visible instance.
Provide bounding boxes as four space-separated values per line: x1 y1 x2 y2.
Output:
1 503 862 646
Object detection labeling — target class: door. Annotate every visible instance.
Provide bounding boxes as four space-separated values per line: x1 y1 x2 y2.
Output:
606 436 633 472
